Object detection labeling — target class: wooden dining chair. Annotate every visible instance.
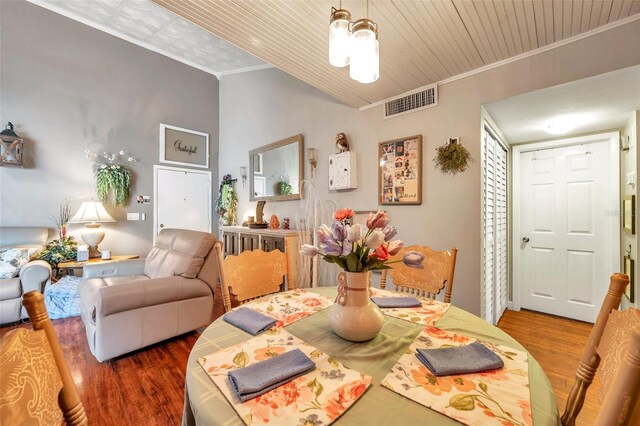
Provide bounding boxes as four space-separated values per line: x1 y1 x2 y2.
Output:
0 291 87 425
380 245 458 303
213 241 289 312
561 273 640 425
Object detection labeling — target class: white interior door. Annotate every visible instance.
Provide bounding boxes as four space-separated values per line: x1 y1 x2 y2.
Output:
518 141 614 323
482 128 508 325
154 166 211 236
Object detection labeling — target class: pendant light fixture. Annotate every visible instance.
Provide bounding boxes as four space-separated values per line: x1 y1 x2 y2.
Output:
328 0 380 84
329 3 351 67
349 17 379 83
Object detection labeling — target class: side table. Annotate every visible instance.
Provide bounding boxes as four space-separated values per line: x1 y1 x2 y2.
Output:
57 255 140 277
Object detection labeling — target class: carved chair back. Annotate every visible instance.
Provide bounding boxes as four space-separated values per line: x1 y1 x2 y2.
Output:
380 245 457 303
0 291 87 425
214 241 288 312
561 273 640 425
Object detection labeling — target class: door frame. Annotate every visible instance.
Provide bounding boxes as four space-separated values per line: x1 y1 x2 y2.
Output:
153 165 212 243
511 131 620 311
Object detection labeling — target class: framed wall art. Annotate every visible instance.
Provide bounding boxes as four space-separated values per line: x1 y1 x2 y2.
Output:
378 135 422 205
623 195 635 234
159 123 209 169
624 254 635 303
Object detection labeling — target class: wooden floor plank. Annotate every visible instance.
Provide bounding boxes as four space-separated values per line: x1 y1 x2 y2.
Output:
1 307 600 425
497 309 600 426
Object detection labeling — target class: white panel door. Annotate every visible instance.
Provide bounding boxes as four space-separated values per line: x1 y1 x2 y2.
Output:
154 166 211 236
519 142 610 322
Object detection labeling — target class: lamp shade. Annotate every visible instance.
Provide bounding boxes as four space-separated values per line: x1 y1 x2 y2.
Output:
329 8 351 67
349 18 379 84
69 201 116 224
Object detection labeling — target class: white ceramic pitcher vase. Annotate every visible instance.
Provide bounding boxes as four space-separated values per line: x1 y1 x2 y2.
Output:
328 271 384 342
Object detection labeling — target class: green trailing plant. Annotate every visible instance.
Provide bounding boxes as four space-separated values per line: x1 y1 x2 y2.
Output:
434 140 472 175
215 174 238 226
96 164 132 206
34 236 78 271
85 150 137 206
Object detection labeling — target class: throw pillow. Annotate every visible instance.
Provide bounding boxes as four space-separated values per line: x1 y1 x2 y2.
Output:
0 248 37 279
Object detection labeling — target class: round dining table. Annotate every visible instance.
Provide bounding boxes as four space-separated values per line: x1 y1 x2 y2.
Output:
182 287 559 425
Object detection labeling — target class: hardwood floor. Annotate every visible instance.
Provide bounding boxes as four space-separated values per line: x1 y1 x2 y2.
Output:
1 308 598 425
0 317 199 426
497 309 600 426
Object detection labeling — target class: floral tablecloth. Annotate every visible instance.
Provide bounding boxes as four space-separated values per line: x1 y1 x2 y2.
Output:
240 289 334 327
382 326 532 426
370 288 450 326
198 328 372 425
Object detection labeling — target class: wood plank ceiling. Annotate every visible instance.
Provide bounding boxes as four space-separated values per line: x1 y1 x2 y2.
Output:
153 1 640 108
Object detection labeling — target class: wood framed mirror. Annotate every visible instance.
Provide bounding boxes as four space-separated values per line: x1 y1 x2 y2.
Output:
250 134 304 201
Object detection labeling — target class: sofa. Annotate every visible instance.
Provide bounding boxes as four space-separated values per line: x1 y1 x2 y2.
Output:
78 228 219 362
0 227 52 324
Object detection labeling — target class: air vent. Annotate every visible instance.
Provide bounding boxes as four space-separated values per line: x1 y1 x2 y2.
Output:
383 84 438 119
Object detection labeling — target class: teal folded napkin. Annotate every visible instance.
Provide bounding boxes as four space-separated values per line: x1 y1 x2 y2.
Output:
371 296 422 308
223 307 277 335
416 342 504 376
228 349 316 402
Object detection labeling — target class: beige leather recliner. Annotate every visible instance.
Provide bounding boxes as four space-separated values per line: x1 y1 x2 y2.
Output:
78 229 219 362
0 227 52 324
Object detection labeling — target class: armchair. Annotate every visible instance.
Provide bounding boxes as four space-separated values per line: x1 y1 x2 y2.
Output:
0 227 52 324
78 228 219 362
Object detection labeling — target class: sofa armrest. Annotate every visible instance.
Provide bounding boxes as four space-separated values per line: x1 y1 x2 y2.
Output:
83 259 145 279
19 260 52 293
95 276 210 318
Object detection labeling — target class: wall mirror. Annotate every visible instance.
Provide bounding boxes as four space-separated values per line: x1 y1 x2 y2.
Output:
250 134 304 201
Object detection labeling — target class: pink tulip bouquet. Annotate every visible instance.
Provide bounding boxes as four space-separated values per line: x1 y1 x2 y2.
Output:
299 209 425 272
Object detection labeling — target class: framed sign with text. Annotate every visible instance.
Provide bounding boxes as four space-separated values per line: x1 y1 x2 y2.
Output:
378 135 422 205
159 123 209 168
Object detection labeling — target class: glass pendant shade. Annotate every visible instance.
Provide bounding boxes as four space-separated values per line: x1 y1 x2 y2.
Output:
329 8 351 67
349 18 379 84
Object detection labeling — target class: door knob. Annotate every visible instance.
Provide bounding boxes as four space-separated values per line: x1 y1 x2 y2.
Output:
160 224 165 228
522 237 530 243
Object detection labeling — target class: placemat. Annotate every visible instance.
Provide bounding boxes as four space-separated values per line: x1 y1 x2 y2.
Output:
198 328 372 426
371 288 450 326
240 289 333 327
381 326 532 426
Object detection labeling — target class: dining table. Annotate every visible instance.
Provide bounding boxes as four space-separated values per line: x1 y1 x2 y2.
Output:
182 287 559 425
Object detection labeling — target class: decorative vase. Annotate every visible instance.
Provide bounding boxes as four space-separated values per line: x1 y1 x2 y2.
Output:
329 271 384 342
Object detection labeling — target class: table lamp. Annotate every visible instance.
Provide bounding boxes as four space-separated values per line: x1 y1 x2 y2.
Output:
69 201 116 258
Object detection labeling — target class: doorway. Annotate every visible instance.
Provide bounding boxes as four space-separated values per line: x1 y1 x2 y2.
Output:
512 132 619 323
153 165 212 239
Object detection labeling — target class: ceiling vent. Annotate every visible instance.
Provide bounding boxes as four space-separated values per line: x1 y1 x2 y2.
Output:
383 84 438 119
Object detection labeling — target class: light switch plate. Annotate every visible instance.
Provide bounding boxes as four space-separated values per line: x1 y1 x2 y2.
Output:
141 213 146 221
127 213 140 221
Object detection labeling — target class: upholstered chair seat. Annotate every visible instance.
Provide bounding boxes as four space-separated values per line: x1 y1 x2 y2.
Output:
77 229 219 362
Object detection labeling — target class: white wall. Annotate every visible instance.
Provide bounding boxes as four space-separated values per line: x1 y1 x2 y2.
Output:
220 20 640 316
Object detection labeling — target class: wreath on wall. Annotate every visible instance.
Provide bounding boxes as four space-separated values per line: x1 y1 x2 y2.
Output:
215 174 238 226
433 139 472 175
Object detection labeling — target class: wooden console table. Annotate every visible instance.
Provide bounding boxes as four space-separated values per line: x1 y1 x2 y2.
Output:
219 226 313 288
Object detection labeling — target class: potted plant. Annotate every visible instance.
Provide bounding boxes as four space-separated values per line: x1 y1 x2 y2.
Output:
215 174 238 226
300 209 424 341
35 200 78 272
86 150 137 206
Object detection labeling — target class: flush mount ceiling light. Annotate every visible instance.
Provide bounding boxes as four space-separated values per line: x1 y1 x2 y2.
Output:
541 114 589 135
329 0 379 84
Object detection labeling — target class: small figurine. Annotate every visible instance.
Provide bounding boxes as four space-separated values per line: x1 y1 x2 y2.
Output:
283 218 290 230
269 214 280 229
336 132 350 153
